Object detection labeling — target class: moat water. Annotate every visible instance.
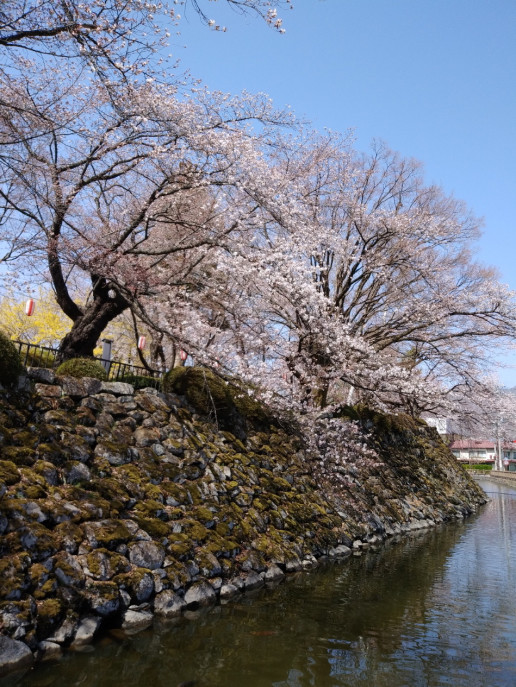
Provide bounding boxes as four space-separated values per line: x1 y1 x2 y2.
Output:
7 478 516 687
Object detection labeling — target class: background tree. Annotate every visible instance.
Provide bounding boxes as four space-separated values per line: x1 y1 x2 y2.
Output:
0 287 70 346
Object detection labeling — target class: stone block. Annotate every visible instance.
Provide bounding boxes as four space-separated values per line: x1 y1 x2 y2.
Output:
99 381 135 396
0 636 34 676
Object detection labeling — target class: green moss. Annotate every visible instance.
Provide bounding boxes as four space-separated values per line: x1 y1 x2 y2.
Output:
36 442 67 465
215 521 230 537
113 569 151 600
164 561 190 587
204 533 239 556
0 554 30 599
1 445 37 466
134 499 164 517
86 549 130 578
271 475 292 492
0 331 24 388
23 484 48 500
59 485 111 519
84 477 131 513
182 519 209 543
2 526 54 563
192 506 215 523
143 484 164 501
167 541 192 558
186 484 202 505
249 530 287 561
12 430 39 449
135 516 170 538
89 520 132 549
162 366 188 393
34 577 58 600
53 522 84 548
161 482 188 504
28 563 50 588
36 598 64 637
0 424 13 446
0 459 21 485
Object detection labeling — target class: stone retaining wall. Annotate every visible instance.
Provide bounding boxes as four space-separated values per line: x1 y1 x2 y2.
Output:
0 369 486 676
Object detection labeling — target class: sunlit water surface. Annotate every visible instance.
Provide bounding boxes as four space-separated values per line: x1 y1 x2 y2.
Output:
6 478 516 687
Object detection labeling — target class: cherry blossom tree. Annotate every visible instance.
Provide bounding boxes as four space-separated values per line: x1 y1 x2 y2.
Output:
0 0 290 62
0 50 299 360
157 132 516 427
3 0 516 438
230 135 516 416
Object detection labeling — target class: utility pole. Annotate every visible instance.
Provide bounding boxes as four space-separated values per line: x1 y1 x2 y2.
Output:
495 417 503 471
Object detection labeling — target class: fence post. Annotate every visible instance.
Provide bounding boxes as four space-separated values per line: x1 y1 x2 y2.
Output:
101 339 113 374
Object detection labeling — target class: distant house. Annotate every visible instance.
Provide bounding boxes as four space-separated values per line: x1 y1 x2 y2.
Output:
425 417 459 436
449 440 516 470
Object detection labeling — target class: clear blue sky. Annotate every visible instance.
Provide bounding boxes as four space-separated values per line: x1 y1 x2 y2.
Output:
175 0 516 383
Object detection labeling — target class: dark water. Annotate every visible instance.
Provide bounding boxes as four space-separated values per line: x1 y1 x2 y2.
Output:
9 478 516 687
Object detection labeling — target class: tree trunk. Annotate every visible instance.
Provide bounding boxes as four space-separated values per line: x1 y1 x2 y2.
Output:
57 296 128 362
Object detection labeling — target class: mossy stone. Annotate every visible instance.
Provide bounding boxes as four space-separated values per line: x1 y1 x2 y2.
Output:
33 577 58 600
135 516 170 539
86 548 130 579
167 541 192 559
0 459 21 485
2 445 37 467
24 484 48 500
113 569 153 604
87 520 133 549
36 598 64 638
36 442 67 466
134 499 164 517
182 519 209 543
84 478 130 513
0 554 31 600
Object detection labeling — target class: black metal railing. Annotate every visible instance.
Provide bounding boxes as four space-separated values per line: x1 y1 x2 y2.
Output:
14 341 59 368
13 340 163 389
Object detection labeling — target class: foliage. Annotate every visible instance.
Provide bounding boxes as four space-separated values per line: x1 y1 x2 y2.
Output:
22 348 56 370
56 358 108 381
0 330 24 388
0 289 71 348
119 373 161 391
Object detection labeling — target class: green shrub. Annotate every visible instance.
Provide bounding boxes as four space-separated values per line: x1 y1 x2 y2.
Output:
119 373 161 391
56 357 108 381
0 331 24 388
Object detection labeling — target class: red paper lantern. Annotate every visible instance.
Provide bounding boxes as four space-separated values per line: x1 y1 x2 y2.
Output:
179 349 188 362
25 298 35 316
137 335 146 350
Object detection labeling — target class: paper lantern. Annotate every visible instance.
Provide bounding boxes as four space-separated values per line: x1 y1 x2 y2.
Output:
25 299 35 316
137 335 146 350
179 349 188 362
